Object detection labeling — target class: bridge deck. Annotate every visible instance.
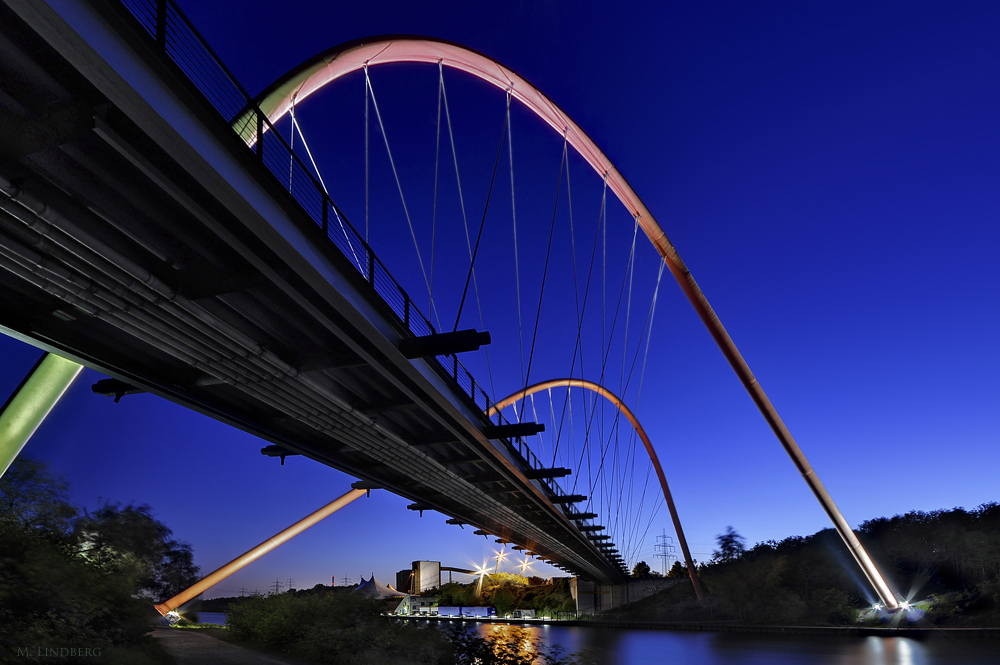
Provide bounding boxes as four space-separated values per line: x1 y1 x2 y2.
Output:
0 0 626 583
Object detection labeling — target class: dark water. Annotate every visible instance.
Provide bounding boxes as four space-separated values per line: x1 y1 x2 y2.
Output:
471 623 1000 664
195 613 999 663
196 611 227 625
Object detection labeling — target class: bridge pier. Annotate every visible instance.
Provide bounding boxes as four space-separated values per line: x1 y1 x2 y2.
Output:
570 577 678 615
0 352 82 479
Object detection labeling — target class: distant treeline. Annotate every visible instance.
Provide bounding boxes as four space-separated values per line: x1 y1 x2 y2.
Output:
199 584 354 612
611 502 1000 626
223 591 584 664
202 574 577 618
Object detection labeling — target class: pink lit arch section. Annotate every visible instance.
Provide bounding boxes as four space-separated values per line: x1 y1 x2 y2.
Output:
253 37 663 250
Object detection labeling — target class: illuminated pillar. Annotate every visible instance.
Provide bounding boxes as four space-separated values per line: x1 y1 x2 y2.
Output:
0 353 83 479
154 488 366 616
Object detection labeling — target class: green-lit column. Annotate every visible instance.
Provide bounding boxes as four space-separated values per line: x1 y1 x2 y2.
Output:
0 353 83 479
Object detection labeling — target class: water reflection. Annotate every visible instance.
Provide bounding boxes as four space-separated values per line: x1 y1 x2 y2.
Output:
466 622 1000 665
853 637 923 665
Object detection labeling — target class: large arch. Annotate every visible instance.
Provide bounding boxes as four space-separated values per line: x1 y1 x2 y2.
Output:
489 379 705 600
253 37 899 608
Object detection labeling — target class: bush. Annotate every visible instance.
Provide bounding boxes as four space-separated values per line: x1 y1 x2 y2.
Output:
227 592 449 664
226 592 588 664
0 520 154 651
0 458 197 660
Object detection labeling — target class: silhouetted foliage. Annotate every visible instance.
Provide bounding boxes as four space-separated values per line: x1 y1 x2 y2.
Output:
0 458 194 661
0 513 154 648
0 457 77 537
712 526 746 563
856 504 1000 625
631 560 652 578
226 592 584 663
438 581 480 608
666 561 686 578
608 505 1000 627
439 577 575 617
75 502 199 602
491 585 517 617
488 572 529 587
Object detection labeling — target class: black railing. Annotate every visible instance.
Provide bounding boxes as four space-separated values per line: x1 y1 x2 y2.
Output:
118 0 601 538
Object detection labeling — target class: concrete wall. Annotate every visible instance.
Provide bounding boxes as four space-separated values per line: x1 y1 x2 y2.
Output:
413 560 441 593
571 577 679 615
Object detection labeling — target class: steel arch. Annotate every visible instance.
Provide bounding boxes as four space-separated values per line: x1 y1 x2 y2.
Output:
253 36 898 608
489 378 705 600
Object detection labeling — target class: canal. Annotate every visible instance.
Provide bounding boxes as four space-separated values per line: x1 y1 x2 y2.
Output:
196 613 1000 663
472 622 1000 664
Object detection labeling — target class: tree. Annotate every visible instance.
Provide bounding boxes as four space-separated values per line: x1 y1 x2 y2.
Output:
75 502 199 602
0 460 153 651
491 585 517 617
632 560 652 577
713 526 746 563
488 572 528 587
667 560 687 578
0 457 77 537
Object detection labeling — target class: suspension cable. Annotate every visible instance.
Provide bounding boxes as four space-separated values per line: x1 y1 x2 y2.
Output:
290 99 331 195
609 264 668 555
607 216 640 545
430 67 443 331
618 218 640 401
288 95 295 191
636 261 666 404
289 95 363 273
364 64 369 243
508 92 526 390
550 175 606 468
518 135 567 420
366 68 435 314
440 64 495 394
452 98 509 332
571 217 638 495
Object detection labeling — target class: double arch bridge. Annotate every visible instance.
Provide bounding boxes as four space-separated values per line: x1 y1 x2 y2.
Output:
0 0 897 608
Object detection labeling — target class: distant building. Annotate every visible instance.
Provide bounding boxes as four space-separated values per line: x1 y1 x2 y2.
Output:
396 569 413 594
393 594 439 615
412 561 440 593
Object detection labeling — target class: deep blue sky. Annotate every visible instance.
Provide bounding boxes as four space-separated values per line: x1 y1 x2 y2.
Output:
2 0 999 599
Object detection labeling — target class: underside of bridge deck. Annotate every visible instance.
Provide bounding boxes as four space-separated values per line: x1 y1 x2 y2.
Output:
0 0 627 583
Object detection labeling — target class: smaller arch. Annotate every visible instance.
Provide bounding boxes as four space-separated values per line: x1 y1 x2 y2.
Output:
490 378 704 600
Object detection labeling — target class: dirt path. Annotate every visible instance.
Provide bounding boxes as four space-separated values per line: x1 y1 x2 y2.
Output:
152 629 313 665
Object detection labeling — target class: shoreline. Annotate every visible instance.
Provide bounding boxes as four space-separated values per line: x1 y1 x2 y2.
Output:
398 615 1000 638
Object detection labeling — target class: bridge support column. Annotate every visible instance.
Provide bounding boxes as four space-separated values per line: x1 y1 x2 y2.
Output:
0 352 82 479
154 488 367 616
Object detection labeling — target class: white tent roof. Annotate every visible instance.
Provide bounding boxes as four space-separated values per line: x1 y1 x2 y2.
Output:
352 573 409 598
